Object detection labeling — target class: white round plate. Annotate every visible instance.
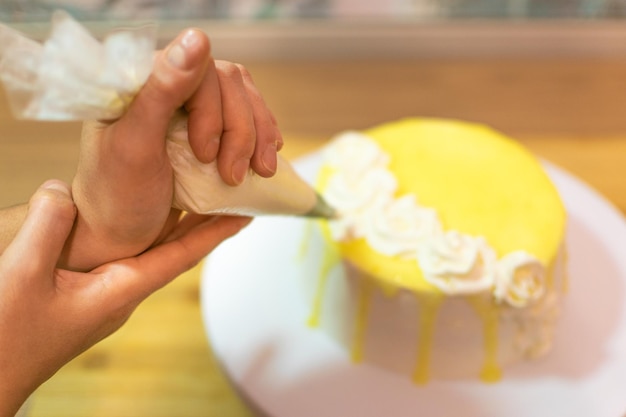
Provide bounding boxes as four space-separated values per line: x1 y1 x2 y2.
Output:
201 152 626 417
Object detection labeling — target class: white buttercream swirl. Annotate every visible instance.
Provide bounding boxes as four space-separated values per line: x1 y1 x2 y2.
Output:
325 167 397 240
494 251 545 308
323 131 389 175
323 132 397 240
320 131 547 306
365 195 442 257
417 231 497 295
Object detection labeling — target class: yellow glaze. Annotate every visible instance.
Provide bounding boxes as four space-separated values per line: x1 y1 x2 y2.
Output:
411 294 444 385
310 118 567 383
306 245 338 328
349 279 373 363
335 118 566 293
467 295 503 382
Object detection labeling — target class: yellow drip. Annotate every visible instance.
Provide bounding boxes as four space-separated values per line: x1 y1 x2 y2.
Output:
468 296 502 383
309 119 567 384
297 220 314 261
307 245 339 328
350 279 373 363
412 294 443 385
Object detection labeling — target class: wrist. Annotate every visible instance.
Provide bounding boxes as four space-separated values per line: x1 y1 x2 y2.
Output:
0 375 35 417
59 215 159 271
60 179 172 271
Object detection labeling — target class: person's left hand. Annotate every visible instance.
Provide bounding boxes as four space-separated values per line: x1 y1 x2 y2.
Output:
63 29 281 271
0 180 251 417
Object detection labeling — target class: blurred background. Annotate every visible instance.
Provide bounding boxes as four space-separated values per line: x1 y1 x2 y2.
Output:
3 0 626 141
2 0 626 20
2 2 626 417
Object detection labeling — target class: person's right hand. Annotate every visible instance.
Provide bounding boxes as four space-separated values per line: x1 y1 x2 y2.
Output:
63 29 282 271
0 180 251 417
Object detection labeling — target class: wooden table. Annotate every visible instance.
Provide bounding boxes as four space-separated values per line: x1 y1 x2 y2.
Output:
2 57 626 417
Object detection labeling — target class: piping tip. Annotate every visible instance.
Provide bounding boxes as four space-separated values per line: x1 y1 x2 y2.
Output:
304 192 337 219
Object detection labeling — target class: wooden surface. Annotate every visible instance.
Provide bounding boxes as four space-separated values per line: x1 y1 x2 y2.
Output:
2 57 626 416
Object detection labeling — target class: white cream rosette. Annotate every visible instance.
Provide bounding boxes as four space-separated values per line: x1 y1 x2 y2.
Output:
323 132 397 240
323 131 389 176
324 167 397 240
494 251 546 308
321 131 549 306
417 231 497 295
364 194 442 257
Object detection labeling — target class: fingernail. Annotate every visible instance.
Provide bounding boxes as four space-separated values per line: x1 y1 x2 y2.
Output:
274 127 284 151
262 142 278 174
232 158 249 185
205 136 221 161
167 29 202 70
42 180 71 197
236 216 253 229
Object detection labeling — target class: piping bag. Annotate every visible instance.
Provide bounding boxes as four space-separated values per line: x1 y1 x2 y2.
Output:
0 11 335 219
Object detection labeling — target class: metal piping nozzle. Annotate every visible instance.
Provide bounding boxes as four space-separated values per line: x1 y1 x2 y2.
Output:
304 193 337 219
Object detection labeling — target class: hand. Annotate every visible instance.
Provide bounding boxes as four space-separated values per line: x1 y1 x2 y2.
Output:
64 28 281 271
0 180 251 417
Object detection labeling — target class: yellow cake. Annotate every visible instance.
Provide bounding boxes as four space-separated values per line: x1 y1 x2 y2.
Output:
306 118 567 384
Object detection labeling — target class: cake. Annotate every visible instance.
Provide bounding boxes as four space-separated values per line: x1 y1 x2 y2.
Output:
305 118 567 384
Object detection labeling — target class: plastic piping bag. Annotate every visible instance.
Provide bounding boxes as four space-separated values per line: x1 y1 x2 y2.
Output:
0 11 334 218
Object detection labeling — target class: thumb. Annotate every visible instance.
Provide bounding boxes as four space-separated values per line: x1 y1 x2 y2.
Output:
106 215 252 303
2 180 76 281
119 29 211 147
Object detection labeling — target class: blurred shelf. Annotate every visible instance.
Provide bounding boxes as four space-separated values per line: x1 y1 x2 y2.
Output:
6 18 626 61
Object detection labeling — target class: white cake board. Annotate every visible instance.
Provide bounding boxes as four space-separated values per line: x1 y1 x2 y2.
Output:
200 152 626 417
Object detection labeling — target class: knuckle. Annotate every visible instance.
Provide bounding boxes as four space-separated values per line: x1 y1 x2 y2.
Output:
233 137 256 161
145 72 175 101
218 61 244 81
241 126 257 151
235 63 252 80
31 188 76 220
256 122 276 145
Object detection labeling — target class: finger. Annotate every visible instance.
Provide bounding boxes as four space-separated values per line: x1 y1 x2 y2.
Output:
1 180 76 283
185 59 223 164
104 216 252 302
238 64 282 178
269 110 284 152
158 212 218 244
143 215 252 280
215 61 256 186
117 29 211 155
